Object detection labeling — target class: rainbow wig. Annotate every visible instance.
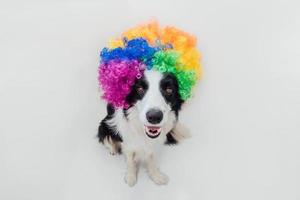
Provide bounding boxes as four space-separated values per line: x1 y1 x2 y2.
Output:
98 21 202 108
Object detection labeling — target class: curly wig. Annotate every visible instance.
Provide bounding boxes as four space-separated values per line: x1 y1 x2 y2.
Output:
98 21 202 108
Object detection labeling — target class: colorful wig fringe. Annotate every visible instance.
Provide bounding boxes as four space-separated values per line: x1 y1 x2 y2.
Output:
98 21 202 108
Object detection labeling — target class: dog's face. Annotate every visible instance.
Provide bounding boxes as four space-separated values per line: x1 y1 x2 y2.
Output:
126 70 183 139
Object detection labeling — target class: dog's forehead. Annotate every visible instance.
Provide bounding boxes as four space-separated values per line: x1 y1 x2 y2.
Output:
144 70 163 86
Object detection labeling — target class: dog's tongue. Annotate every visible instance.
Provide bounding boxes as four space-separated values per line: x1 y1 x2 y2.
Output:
147 126 160 131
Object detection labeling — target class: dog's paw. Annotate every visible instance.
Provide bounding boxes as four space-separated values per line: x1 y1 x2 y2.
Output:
124 173 137 187
171 122 191 142
108 147 119 155
149 171 169 185
103 137 121 155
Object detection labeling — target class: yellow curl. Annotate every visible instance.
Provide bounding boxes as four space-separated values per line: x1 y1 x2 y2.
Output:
122 20 160 45
108 39 124 48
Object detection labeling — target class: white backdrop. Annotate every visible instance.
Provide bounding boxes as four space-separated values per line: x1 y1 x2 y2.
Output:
0 0 299 199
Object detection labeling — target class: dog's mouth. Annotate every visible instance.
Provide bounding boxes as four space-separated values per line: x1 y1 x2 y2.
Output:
145 126 161 139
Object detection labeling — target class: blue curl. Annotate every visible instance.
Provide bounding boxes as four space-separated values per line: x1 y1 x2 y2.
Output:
100 38 160 66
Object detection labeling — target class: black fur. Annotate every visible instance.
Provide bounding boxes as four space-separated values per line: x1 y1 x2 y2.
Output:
160 73 182 144
123 76 149 119
125 76 148 106
160 73 184 117
97 104 122 146
165 131 178 145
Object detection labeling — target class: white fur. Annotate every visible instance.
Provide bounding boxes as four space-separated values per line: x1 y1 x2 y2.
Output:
107 70 180 186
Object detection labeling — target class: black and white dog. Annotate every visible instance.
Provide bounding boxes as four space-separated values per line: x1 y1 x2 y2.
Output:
98 70 190 186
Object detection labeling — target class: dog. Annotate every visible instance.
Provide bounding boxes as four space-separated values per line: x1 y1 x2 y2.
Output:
97 21 201 186
97 69 191 186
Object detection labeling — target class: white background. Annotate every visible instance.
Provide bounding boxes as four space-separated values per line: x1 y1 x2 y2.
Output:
0 0 299 199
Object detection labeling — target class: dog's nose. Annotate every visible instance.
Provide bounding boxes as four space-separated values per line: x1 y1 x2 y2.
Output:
146 109 163 124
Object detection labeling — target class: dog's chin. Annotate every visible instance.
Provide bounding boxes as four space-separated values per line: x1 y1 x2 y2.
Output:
144 125 162 139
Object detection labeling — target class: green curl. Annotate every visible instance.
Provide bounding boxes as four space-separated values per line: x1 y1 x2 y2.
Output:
151 50 197 100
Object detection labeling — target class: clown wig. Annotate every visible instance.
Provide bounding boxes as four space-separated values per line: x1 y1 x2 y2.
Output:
98 21 202 108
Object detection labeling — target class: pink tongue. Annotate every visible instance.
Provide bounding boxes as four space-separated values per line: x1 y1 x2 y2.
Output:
147 126 159 131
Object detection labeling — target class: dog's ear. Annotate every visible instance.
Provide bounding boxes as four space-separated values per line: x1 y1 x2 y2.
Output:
106 104 115 115
170 122 191 142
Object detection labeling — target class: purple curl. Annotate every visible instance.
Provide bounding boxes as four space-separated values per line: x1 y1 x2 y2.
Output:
98 59 144 108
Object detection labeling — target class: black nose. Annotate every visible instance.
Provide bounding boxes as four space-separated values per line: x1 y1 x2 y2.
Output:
146 109 163 124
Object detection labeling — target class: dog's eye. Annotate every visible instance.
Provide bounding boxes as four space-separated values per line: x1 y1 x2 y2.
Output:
165 87 173 95
136 86 144 94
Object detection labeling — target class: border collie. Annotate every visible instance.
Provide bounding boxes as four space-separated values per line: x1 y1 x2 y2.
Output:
97 70 190 186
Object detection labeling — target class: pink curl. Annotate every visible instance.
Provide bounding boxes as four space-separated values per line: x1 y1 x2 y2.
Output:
98 59 144 108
